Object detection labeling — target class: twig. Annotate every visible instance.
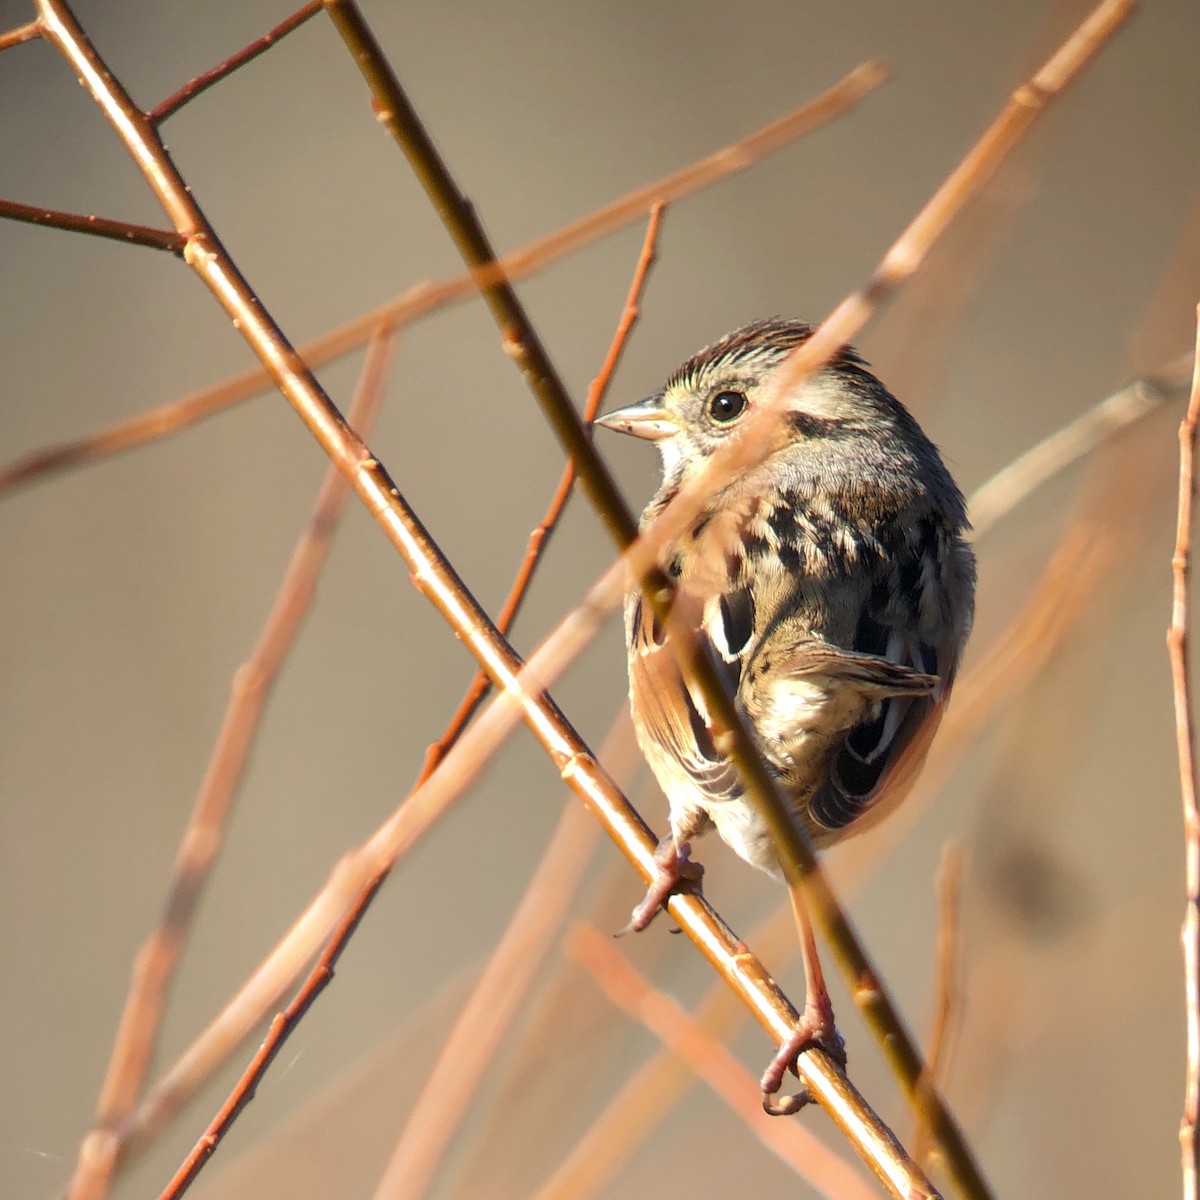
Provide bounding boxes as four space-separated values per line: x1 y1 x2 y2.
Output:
0 65 886 497
1173 307 1200 1200
971 355 1193 537
369 803 601 1200
148 2 322 123
565 924 924 1200
0 19 41 50
324 0 883 553
0 197 186 254
417 203 664 766
81 212 663 1186
913 846 966 1172
65 331 397 1200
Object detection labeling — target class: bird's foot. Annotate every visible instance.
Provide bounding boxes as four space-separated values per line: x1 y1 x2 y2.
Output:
619 836 704 935
760 997 847 1116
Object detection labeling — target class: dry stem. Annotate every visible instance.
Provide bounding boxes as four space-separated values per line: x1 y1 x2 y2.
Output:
148 2 322 123
82 207 663 1192
368 804 600 1200
1173 307 1200 1200
913 846 966 1171
0 18 41 51
65 332 396 1200
0 65 884 497
566 924 931 1200
0 197 186 253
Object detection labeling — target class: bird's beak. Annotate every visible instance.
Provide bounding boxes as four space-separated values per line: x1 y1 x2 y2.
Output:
594 394 678 441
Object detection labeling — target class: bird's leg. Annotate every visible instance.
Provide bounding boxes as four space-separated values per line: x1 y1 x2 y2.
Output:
623 834 705 934
761 885 846 1115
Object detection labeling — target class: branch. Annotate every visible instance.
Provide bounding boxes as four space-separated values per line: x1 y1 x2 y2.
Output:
148 2 323 124
564 924 889 1200
1173 307 1200 1200
368 804 601 1200
0 64 887 498
971 354 1193 538
0 197 186 253
0 19 40 51
913 845 966 1170
63 331 396 1200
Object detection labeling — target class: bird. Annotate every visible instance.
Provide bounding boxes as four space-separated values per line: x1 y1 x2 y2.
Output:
596 317 975 1113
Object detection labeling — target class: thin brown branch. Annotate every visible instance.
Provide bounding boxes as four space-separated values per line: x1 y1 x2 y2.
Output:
370 803 600 1200
417 203 664 766
0 197 186 253
320 1 975 1184
0 19 41 50
1174 307 1200 1200
0 65 886 498
80 214 665 1183
913 845 966 1171
324 0 883 555
65 331 397 1200
148 2 322 123
565 924 925 1200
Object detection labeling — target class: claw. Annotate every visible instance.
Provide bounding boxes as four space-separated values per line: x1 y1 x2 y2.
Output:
622 836 704 933
760 1004 846 1115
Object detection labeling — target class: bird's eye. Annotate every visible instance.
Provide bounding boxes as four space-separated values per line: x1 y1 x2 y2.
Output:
708 389 747 423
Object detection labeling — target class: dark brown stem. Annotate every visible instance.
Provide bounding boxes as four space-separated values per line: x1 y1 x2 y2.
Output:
148 2 323 124
322 0 640 553
0 197 186 254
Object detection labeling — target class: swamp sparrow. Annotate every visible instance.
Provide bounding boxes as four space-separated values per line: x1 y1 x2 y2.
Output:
597 317 975 1111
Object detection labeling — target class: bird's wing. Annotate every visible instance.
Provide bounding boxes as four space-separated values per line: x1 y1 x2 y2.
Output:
806 609 948 835
626 586 752 806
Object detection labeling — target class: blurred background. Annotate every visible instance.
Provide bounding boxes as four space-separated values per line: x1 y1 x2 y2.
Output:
2 0 1199 1196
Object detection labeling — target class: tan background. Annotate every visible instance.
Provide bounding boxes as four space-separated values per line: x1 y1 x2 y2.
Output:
2 0 1200 1196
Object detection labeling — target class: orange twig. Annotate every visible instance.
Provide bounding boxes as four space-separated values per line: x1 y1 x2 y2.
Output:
1173 307 1200 1200
913 845 966 1171
370 803 601 1200
0 19 40 50
65 332 397 1200
148 2 322 124
94 211 663 1188
565 924 912 1200
0 67 883 497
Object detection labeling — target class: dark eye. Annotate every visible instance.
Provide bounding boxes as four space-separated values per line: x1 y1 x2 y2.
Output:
708 389 747 423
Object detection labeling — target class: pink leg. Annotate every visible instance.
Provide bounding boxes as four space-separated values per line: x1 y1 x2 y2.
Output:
623 836 705 934
761 890 845 1115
